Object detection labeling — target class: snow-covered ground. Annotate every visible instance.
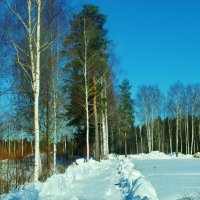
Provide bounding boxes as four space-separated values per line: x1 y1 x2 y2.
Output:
1 152 199 200
129 152 200 200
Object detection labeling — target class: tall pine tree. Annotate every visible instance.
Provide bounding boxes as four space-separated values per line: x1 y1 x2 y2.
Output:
63 4 109 161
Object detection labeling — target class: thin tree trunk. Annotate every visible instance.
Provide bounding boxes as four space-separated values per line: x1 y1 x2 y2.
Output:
104 78 109 157
168 119 172 154
191 115 194 155
139 126 143 153
46 91 51 170
101 77 109 158
180 119 183 153
187 115 189 154
34 0 42 181
100 121 103 157
135 128 138 154
111 129 114 153
52 30 59 174
14 138 16 153
21 132 24 158
93 76 100 161
8 122 11 155
185 116 188 154
176 116 179 157
151 106 154 151
102 111 106 157
53 89 57 173
52 63 58 174
31 140 33 154
83 17 89 161
125 131 127 158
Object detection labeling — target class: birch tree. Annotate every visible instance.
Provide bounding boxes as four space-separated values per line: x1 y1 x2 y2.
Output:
186 84 200 154
168 82 185 157
136 85 162 152
7 0 43 181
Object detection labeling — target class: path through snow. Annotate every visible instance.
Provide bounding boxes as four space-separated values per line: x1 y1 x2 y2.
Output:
1 156 158 200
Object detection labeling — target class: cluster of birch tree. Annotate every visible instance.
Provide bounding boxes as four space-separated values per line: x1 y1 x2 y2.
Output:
134 82 200 156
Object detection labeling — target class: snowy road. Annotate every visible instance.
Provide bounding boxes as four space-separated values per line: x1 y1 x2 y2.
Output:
40 159 123 200
1 157 158 200
132 159 200 200
5 152 198 200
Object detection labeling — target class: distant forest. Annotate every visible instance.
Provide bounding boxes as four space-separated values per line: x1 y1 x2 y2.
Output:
0 1 199 192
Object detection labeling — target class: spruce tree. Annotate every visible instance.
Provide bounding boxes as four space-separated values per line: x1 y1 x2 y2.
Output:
119 79 134 157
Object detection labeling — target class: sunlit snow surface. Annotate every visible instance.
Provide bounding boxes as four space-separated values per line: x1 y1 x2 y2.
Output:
1 151 199 200
129 152 200 200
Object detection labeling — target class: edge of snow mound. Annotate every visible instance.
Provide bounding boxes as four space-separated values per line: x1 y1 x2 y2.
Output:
0 158 100 200
38 158 100 197
119 158 158 200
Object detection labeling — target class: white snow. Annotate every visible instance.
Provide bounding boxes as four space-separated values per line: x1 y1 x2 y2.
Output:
1 151 199 200
128 151 193 160
130 155 200 200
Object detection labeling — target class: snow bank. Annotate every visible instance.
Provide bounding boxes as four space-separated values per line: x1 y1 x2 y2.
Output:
0 158 101 200
118 158 158 200
128 151 193 160
38 158 100 197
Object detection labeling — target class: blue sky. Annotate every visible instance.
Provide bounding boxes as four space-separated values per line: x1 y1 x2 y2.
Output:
77 0 200 94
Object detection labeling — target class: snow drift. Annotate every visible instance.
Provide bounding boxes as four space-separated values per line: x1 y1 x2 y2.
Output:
118 158 158 200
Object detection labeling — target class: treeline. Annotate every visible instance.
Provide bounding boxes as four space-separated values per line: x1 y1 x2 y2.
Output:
0 1 199 187
127 82 200 156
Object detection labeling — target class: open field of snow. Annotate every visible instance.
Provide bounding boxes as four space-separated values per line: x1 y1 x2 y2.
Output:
1 152 199 200
132 159 200 200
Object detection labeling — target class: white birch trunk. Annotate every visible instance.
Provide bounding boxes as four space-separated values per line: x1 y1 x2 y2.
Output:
180 119 183 153
102 112 106 157
63 132 67 153
151 105 154 151
7 1 42 175
187 114 189 154
53 65 58 174
135 128 138 154
139 126 143 153
191 114 194 155
168 119 172 154
52 36 59 174
33 0 42 181
176 115 179 157
101 77 109 158
83 17 89 161
53 89 57 174
105 109 109 156
104 78 109 157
